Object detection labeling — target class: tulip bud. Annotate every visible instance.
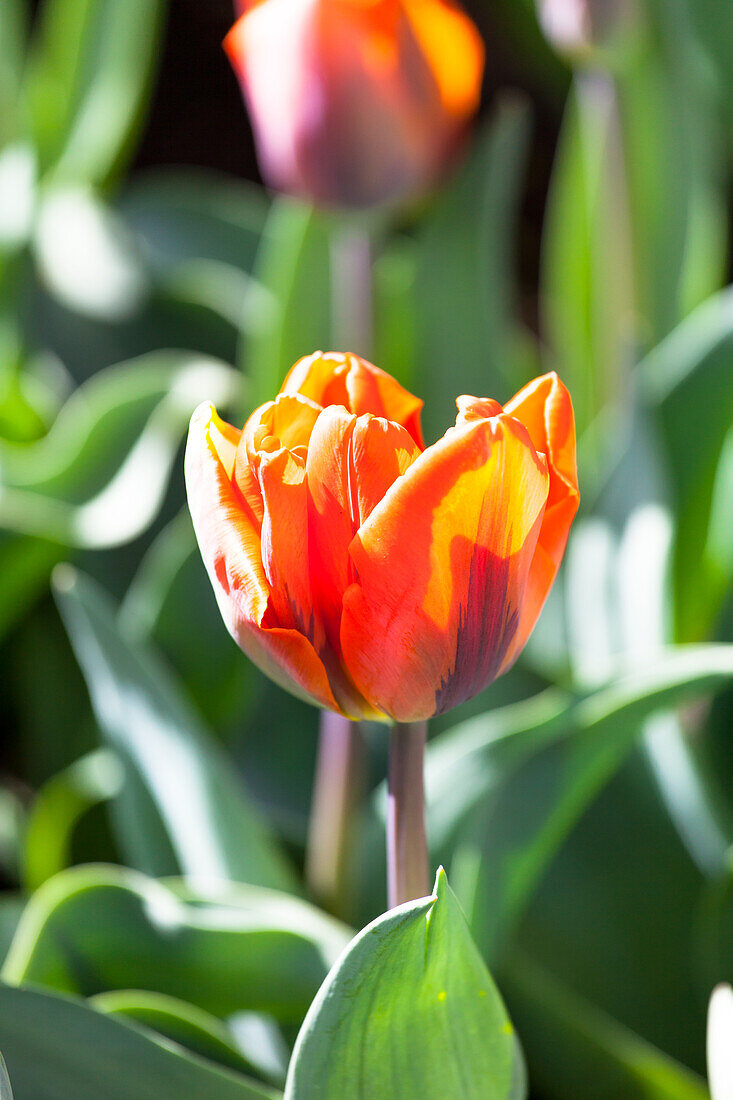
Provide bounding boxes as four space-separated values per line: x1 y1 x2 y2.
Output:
536 0 639 65
224 0 485 209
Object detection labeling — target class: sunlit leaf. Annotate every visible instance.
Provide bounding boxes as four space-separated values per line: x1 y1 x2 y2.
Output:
286 868 524 1099
54 567 297 892
424 644 733 955
0 352 237 548
23 0 167 185
3 865 349 1024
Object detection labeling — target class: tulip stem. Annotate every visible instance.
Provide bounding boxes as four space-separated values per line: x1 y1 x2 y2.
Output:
387 721 429 908
306 711 365 915
330 223 373 357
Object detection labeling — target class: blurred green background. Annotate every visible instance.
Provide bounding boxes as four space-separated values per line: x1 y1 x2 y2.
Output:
1 1 733 1097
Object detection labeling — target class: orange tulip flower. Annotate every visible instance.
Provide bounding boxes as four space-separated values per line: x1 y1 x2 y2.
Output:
224 0 485 208
185 353 579 722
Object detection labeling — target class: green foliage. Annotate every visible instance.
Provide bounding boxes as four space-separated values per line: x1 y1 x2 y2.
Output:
0 983 280 1099
3 865 349 1023
286 869 524 1100
2 0 733 1096
416 97 532 441
54 567 297 892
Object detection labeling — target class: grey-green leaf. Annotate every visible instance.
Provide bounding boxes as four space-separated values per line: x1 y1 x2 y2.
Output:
0 982 280 1099
53 566 297 892
285 869 524 1100
3 864 350 1024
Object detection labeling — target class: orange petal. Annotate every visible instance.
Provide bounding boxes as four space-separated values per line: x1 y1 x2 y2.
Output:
501 372 579 667
185 402 343 715
350 414 421 526
305 405 358 655
403 0 485 118
281 351 424 447
340 414 549 721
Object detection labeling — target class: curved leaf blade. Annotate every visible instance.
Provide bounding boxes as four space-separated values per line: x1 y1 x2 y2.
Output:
0 982 280 1099
3 865 350 1023
53 567 297 892
285 869 524 1100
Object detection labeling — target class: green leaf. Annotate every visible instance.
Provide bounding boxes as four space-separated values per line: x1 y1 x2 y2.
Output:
90 990 271 1079
243 200 332 412
424 644 733 955
23 0 167 185
120 168 269 277
285 869 524 1100
22 748 124 892
0 351 237 548
540 75 635 440
119 511 255 731
3 865 350 1024
0 1051 13 1100
415 97 532 442
0 534 63 644
0 982 280 1099
502 949 708 1100
638 287 733 640
53 567 297 892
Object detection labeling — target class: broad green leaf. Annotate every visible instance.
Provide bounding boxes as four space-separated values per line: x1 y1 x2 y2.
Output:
91 990 269 1078
415 97 531 442
638 287 733 641
243 200 332 412
22 748 124 892
54 567 297 892
502 949 708 1100
3 865 350 1023
0 352 237 548
285 869 524 1100
0 1052 13 1100
424 644 733 955
0 982 280 1099
23 0 167 185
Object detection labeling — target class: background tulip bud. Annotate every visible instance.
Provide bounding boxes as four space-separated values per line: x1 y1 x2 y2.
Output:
536 0 639 66
224 0 485 209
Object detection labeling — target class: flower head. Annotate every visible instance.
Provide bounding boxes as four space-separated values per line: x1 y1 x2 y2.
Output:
225 0 485 208
186 352 578 721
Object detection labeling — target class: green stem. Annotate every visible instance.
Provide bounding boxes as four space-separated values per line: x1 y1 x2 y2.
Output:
387 721 429 908
305 712 364 914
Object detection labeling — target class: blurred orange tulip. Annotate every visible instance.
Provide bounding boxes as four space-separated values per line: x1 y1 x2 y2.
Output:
224 0 485 208
186 353 578 722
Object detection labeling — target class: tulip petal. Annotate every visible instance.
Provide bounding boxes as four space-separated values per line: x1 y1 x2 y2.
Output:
404 0 485 117
350 414 421 526
185 402 343 714
282 352 424 447
341 414 550 721
501 372 579 668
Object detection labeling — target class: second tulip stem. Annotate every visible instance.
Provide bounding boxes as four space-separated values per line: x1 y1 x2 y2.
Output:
387 721 429 908
306 712 365 915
